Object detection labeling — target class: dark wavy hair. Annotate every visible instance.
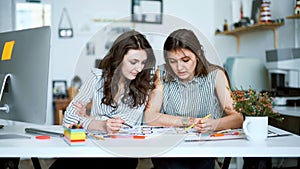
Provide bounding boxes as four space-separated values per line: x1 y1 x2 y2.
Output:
163 28 228 82
99 30 156 108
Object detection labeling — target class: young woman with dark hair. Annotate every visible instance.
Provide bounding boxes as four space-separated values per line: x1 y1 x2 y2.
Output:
145 29 243 169
50 30 156 169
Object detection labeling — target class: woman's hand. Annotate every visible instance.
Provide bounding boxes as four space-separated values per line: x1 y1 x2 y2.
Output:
73 101 88 117
194 117 217 133
105 117 126 134
154 68 163 92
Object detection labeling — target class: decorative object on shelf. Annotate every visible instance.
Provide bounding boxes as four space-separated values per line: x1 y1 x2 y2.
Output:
240 0 243 20
131 0 163 24
53 80 69 99
86 41 95 56
251 0 262 23
295 0 300 15
234 17 251 29
215 22 284 52
260 0 272 23
223 19 229 31
229 87 284 122
58 8 73 38
68 76 82 99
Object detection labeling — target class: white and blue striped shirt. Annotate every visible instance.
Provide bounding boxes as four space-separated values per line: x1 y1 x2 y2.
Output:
63 68 145 129
162 69 224 119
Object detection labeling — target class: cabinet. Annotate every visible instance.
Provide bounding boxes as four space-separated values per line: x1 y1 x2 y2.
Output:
53 98 71 125
269 114 300 135
53 98 92 125
216 22 284 53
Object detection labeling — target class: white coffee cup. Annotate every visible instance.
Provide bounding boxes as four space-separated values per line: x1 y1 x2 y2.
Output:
243 116 268 143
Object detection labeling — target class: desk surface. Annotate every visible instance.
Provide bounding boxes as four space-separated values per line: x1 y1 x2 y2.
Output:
0 124 300 158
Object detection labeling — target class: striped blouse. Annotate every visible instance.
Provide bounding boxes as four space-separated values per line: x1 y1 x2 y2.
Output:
63 68 145 129
162 69 224 119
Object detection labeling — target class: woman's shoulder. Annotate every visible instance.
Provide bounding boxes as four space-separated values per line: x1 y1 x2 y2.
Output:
91 68 103 77
81 68 103 87
209 68 226 78
197 69 220 79
195 69 226 84
214 69 227 78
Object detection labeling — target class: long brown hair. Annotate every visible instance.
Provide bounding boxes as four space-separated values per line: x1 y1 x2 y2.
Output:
99 30 156 108
163 28 229 82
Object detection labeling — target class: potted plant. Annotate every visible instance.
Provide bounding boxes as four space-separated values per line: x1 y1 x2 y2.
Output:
229 87 284 122
229 87 284 142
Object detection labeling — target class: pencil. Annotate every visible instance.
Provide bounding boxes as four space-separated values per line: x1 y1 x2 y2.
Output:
103 114 133 128
88 133 105 140
184 114 212 131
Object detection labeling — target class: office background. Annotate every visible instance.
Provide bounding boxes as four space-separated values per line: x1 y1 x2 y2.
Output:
0 0 298 125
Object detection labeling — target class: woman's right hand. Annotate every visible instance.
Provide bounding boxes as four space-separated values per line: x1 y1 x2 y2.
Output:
105 117 126 134
154 68 163 92
72 101 88 117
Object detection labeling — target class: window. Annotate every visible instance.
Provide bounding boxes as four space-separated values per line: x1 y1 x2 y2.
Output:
16 3 51 30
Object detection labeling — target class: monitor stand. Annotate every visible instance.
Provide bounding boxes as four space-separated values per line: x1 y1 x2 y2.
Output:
0 74 30 139
0 74 11 103
0 74 10 113
0 74 11 128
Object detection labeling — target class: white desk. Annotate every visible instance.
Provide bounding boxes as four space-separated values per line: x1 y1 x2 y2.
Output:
0 124 300 158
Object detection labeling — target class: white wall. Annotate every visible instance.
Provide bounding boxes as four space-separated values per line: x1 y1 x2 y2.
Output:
0 0 14 32
49 0 298 82
50 0 216 81
0 0 298 124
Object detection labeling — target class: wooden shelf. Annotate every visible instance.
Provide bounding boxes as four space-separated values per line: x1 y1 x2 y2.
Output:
216 22 284 52
286 14 300 19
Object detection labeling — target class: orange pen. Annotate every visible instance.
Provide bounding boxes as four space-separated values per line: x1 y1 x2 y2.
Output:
211 133 225 137
211 132 240 137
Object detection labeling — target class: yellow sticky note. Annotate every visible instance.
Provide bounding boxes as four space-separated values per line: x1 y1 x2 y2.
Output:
1 40 15 61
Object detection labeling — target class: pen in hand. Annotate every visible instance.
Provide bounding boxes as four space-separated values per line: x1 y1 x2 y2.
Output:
184 114 212 132
103 114 133 128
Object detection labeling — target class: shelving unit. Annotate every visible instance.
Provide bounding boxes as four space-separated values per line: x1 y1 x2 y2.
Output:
286 14 300 19
216 22 284 53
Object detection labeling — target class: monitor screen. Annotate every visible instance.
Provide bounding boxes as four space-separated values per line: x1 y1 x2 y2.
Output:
0 26 51 124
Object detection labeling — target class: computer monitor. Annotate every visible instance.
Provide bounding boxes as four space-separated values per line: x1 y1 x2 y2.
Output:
0 26 51 124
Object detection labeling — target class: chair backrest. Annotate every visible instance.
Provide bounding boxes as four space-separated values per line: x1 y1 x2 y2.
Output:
224 57 270 92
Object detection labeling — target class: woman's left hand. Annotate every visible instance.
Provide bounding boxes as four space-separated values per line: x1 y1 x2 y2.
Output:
194 118 215 133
